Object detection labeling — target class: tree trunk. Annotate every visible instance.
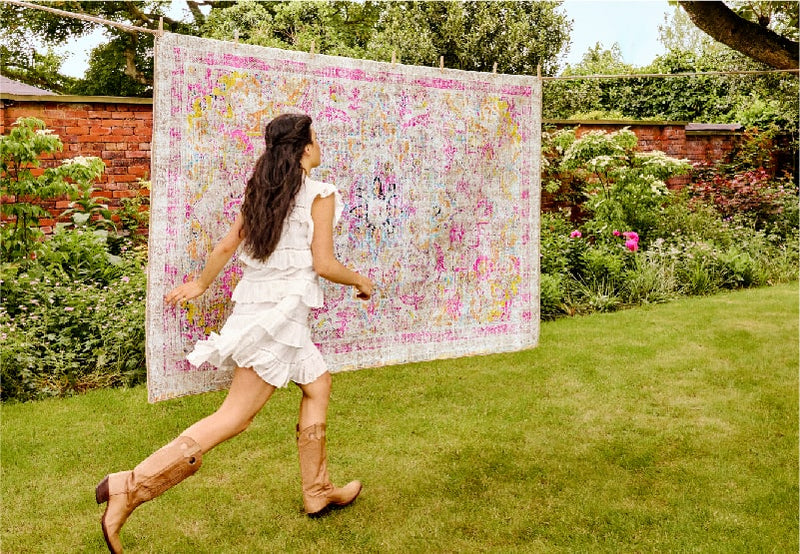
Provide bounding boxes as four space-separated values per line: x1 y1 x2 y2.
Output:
678 1 799 70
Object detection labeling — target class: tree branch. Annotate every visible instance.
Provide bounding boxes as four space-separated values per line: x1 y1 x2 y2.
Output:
122 34 151 86
678 1 799 70
186 1 207 26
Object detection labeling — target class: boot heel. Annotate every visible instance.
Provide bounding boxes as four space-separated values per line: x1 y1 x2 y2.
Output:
96 476 110 504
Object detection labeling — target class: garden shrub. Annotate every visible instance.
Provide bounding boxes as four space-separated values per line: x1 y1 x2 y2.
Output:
539 272 565 320
550 127 692 243
539 125 797 319
580 243 629 289
622 253 677 306
689 127 799 237
671 241 726 296
572 277 622 313
1 119 149 402
116 180 151 248
1 118 105 262
31 226 124 283
0 248 146 402
540 211 573 276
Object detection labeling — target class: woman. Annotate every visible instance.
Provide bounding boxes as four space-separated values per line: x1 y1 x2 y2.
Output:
96 113 374 553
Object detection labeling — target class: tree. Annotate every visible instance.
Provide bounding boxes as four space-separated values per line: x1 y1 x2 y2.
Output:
71 36 154 97
203 1 572 76
0 1 231 96
2 1 570 97
363 1 571 75
545 5 799 134
677 1 799 69
202 0 382 59
542 43 634 120
0 118 105 261
0 47 76 94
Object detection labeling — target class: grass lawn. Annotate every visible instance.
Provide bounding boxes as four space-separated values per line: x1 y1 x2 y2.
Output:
3 283 798 553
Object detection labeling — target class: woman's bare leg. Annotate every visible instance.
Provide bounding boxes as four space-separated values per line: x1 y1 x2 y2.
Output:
296 371 332 430
183 366 276 454
97 366 275 552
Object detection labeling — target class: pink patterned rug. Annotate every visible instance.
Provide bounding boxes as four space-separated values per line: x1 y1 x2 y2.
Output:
147 33 541 402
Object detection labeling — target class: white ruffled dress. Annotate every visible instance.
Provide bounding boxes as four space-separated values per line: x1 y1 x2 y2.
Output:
186 177 343 388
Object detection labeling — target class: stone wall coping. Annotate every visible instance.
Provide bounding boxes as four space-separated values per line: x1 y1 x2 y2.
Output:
545 119 746 136
0 94 152 105
544 119 689 126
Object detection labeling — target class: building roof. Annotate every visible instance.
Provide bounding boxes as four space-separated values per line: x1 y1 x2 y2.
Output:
0 75 57 96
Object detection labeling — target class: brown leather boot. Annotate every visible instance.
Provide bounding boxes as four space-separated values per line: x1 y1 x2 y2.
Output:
95 436 203 553
296 423 361 515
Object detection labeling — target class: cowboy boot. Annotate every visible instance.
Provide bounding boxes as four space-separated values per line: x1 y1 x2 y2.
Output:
296 423 361 515
95 436 203 553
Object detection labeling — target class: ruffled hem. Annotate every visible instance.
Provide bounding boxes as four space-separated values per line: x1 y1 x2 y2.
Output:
188 295 307 354
187 339 327 388
185 296 327 388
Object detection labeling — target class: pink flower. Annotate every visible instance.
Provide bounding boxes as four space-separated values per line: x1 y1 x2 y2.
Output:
613 230 621 237
121 276 130 283
570 230 582 238
625 239 639 252
64 306 75 312
623 231 639 242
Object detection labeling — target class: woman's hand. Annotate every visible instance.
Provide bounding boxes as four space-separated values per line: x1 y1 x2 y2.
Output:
355 275 374 301
165 280 207 306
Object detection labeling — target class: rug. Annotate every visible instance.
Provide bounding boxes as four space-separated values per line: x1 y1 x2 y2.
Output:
147 33 541 402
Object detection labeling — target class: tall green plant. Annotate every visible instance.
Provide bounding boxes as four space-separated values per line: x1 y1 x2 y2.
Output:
0 117 105 261
553 127 691 242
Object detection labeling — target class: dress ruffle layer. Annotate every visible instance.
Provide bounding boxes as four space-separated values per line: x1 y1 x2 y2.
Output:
230 272 323 307
185 177 341 389
186 295 327 388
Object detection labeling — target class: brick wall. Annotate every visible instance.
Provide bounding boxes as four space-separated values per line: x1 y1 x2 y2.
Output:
2 96 745 232
1 94 152 233
545 120 744 187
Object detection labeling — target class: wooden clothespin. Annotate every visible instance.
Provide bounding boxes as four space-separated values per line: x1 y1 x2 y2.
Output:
492 62 497 74
310 40 315 56
158 17 163 37
234 29 239 44
537 64 542 80
391 50 396 65
439 56 444 72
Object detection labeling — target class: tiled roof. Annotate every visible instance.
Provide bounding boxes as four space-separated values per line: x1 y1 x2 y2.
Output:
0 75 58 95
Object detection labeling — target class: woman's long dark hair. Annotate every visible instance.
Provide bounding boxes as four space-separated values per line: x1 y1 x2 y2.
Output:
241 113 313 260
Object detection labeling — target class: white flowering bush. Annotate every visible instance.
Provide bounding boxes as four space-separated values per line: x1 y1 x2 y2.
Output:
1 118 105 261
548 126 691 242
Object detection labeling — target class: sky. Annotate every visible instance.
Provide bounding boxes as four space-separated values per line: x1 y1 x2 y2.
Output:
55 0 674 78
563 0 672 67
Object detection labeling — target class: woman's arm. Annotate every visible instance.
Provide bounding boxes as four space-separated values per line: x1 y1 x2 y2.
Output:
310 194 373 300
165 213 245 306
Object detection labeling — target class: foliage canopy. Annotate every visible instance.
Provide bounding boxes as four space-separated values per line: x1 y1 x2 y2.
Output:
0 1 571 96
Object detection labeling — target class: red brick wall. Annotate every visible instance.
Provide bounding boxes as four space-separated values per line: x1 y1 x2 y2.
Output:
2 97 744 233
1 95 152 233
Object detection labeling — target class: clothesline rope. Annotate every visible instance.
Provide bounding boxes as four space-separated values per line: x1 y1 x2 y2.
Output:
542 68 799 80
4 0 799 80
